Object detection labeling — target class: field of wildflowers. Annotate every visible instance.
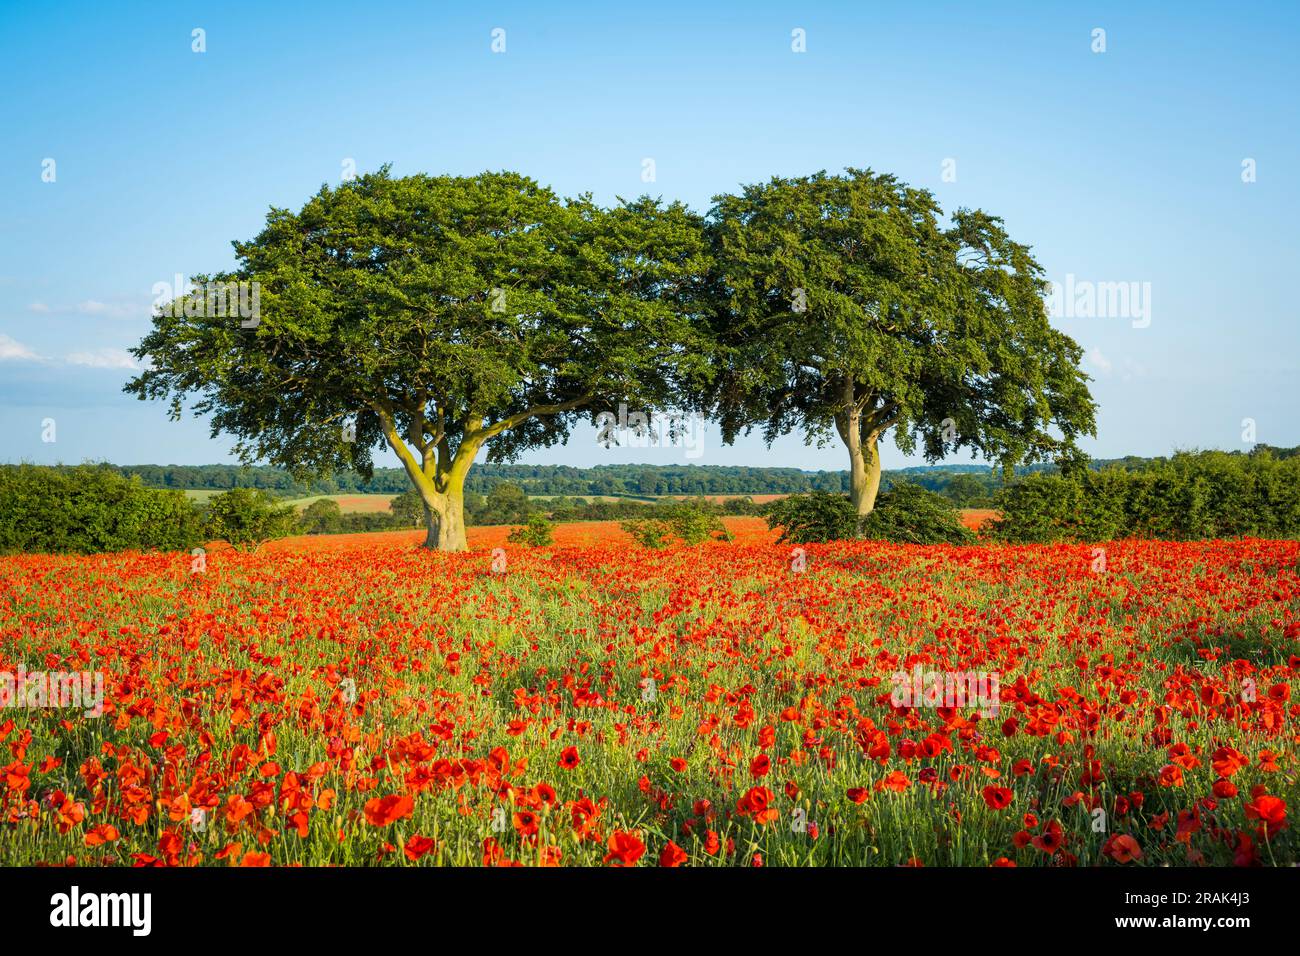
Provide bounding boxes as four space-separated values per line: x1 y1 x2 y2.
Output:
1 518 1295 867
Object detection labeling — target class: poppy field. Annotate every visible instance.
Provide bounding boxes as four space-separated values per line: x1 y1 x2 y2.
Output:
1 518 1297 867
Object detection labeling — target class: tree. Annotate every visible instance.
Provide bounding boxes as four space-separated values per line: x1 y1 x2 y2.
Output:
126 168 708 550
942 472 990 507
388 488 424 527
702 169 1096 515
300 497 344 534
204 488 298 551
474 482 535 526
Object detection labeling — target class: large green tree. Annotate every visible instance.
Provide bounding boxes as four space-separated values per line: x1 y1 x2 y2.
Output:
701 169 1096 515
126 168 707 550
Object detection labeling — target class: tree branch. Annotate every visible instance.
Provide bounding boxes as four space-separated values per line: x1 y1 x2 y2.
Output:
471 396 591 442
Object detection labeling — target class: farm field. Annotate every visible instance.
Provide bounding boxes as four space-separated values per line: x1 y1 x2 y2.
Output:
184 491 400 513
0 522 1296 867
280 494 401 514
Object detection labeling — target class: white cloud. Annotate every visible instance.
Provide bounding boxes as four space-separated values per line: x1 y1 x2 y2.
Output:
65 348 139 370
0 334 42 362
27 301 51 313
1088 346 1113 375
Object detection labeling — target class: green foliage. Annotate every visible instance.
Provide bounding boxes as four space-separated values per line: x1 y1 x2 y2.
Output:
299 498 344 534
124 168 709 549
938 472 995 508
474 483 534 526
507 514 555 547
701 168 1097 504
204 487 298 551
388 488 424 527
766 485 971 545
619 517 672 549
663 500 733 545
764 491 861 544
859 482 974 545
621 501 731 548
990 451 1300 542
986 471 1125 543
0 464 203 555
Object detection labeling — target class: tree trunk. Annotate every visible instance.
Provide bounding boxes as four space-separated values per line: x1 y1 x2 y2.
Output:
849 435 883 515
373 405 475 552
418 484 467 552
840 402 884 516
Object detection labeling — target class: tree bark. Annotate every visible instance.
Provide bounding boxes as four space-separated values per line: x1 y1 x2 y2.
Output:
849 433 883 515
373 396 588 553
836 381 886 516
374 405 472 552
417 481 467 552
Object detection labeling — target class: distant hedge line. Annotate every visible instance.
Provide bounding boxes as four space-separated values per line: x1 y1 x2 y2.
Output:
990 451 1300 542
6 451 1299 555
0 464 204 555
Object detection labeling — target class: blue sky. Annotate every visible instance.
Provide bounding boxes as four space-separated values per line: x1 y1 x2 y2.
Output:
2 0 1296 472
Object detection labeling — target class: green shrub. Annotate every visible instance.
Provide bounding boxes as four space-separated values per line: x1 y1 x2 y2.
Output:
764 491 859 543
986 471 1128 543
860 482 975 545
299 498 344 534
663 501 732 545
766 485 970 544
0 464 204 555
620 516 673 549
990 451 1300 543
507 514 554 547
204 487 298 551
388 488 424 527
621 501 730 548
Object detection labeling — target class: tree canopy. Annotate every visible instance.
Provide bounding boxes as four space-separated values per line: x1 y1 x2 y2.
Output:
701 168 1096 513
126 164 1096 541
126 168 707 549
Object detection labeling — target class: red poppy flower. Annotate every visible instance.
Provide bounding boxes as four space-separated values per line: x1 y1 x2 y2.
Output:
1031 820 1064 855
736 786 779 824
1104 834 1143 863
1244 795 1287 836
981 786 1013 810
364 794 414 827
404 834 436 861
658 840 688 867
604 830 645 866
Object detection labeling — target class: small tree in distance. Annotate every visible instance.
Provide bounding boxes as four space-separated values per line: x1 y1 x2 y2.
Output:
300 498 343 534
204 488 298 552
388 488 424 528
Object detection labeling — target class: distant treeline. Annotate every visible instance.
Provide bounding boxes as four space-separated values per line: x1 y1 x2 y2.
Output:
114 462 855 496
103 444 1297 505
5 445 1300 554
